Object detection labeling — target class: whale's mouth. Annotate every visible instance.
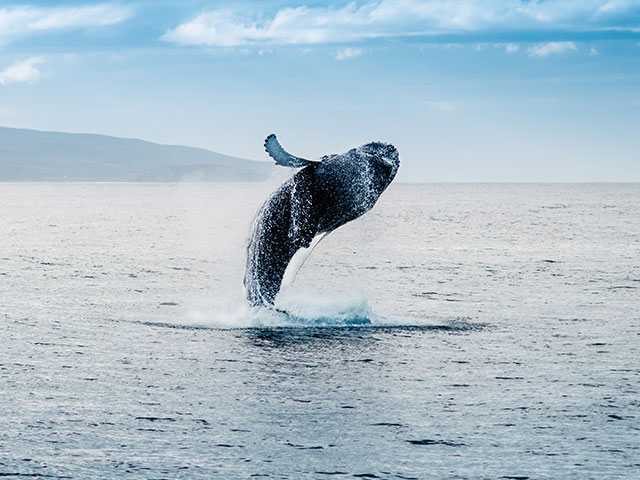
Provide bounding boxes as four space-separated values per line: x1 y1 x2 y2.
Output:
381 151 400 180
380 144 399 166
381 155 397 166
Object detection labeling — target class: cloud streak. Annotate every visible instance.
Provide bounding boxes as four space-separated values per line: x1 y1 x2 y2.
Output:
163 0 640 47
335 47 363 60
0 57 44 86
527 41 578 57
0 3 132 44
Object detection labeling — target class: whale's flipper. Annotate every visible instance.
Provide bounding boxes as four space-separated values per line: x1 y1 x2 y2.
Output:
265 134 318 168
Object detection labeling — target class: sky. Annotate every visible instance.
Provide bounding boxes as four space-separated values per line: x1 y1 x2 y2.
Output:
0 0 639 182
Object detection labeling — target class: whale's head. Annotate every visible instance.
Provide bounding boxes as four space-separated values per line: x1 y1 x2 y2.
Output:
358 141 400 190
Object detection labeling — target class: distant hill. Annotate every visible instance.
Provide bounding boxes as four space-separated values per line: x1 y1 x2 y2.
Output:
0 126 274 181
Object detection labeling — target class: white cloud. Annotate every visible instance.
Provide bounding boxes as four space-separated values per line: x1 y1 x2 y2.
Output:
162 1 640 47
527 41 578 57
589 47 599 55
335 47 362 60
0 4 132 43
504 43 519 53
0 56 44 86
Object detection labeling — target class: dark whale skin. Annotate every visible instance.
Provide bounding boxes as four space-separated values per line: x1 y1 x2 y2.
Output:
244 141 399 307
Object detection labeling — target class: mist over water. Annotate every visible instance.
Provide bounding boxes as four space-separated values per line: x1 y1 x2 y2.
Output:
1 182 639 479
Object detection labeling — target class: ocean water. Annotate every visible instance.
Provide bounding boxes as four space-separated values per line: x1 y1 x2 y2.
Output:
1 182 639 479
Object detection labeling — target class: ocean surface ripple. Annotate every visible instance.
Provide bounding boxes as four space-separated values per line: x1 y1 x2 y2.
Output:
1 183 639 479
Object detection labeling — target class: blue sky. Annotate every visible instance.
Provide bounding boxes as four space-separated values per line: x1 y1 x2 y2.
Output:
1 0 639 181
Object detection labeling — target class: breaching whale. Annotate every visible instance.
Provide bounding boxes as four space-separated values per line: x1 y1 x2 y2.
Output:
244 134 400 307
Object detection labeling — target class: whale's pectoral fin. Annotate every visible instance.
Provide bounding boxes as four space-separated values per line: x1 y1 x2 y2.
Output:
264 134 318 168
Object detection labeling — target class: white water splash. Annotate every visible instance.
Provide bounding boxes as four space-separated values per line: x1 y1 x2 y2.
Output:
147 288 474 330
175 290 376 328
